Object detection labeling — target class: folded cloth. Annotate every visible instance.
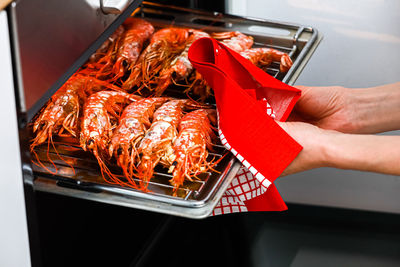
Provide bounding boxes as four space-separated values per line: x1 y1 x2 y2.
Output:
187 37 303 215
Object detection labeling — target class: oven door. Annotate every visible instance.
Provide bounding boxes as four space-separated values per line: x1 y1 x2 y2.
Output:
10 0 143 122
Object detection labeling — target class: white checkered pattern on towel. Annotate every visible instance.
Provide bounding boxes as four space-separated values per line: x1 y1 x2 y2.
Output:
212 100 276 216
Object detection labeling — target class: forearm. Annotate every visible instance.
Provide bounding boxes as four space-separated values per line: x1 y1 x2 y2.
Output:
351 82 400 133
322 131 400 175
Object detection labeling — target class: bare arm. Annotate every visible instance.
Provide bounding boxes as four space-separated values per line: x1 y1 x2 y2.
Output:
324 131 400 175
278 121 400 176
350 82 400 133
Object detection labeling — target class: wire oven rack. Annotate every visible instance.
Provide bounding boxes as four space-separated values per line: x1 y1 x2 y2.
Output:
31 2 321 219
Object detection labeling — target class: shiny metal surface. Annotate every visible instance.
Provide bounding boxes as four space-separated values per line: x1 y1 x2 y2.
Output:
34 162 241 219
102 0 133 14
12 0 141 119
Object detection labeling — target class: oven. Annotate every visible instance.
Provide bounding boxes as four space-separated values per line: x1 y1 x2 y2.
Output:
1 1 321 266
26 2 320 219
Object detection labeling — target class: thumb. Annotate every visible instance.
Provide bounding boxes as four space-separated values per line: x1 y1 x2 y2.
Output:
293 85 315 112
287 85 312 120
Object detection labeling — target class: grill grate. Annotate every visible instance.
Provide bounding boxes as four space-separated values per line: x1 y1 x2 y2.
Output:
32 134 229 200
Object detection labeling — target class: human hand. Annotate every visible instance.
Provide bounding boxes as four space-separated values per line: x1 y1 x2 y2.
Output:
276 121 330 176
290 86 359 133
292 83 400 134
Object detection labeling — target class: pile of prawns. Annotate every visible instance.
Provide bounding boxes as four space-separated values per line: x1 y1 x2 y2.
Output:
30 17 293 193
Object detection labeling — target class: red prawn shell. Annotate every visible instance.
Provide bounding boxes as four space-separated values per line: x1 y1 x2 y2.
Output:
122 28 190 90
109 97 168 158
170 109 215 190
240 47 293 73
212 31 254 52
89 25 125 63
155 29 211 95
80 90 135 153
136 100 186 184
107 97 168 186
138 100 185 156
31 74 93 147
112 18 155 79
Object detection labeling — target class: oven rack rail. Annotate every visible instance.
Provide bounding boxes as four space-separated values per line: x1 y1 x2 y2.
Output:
32 137 228 202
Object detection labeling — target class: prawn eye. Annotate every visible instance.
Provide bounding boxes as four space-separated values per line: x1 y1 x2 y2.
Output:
39 121 46 130
117 147 123 155
172 161 178 167
87 139 95 149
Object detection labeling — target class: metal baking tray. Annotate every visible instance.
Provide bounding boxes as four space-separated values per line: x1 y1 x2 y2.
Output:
31 2 321 219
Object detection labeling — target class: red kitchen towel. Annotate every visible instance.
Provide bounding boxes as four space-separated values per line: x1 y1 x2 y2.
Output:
188 37 302 215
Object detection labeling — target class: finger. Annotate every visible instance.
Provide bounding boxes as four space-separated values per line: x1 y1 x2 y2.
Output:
293 85 316 112
293 86 309 106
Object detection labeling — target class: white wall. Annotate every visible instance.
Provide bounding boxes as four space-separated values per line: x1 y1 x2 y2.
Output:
0 10 31 267
225 0 247 16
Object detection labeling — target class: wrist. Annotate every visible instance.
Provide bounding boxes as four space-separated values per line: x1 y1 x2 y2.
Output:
315 128 340 168
349 87 378 133
320 129 365 170
313 128 400 175
349 83 400 133
277 122 333 175
344 89 364 133
297 126 337 170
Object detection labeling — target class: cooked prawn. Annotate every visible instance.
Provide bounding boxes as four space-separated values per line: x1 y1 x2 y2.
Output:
240 47 293 73
111 18 154 81
136 99 186 187
88 25 125 64
211 31 254 52
122 27 190 91
91 18 154 82
155 29 210 96
169 109 216 191
30 73 122 166
80 90 141 187
109 97 169 186
30 75 85 174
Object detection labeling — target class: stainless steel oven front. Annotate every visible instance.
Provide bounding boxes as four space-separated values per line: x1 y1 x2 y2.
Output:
3 0 321 265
